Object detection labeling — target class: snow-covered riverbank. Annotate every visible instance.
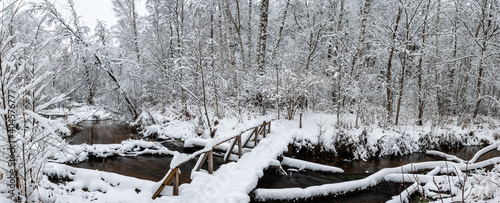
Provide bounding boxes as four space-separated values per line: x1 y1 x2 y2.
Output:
140 110 500 160
2 106 500 203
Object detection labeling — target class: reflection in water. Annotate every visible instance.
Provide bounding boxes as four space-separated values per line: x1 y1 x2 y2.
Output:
72 154 226 183
69 120 139 145
253 169 406 203
254 147 500 202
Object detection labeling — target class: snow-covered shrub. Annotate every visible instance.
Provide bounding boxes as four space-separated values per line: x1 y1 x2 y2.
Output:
334 129 369 160
465 165 500 202
0 3 69 200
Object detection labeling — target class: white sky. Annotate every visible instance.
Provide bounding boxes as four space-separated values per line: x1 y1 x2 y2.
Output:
30 0 148 29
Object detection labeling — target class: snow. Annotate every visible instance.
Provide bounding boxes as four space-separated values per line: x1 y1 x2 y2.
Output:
139 109 273 141
281 157 344 173
426 150 465 163
2 110 500 202
157 119 296 202
288 113 500 160
386 166 441 203
39 163 172 203
170 151 190 169
50 139 176 163
469 141 500 163
39 104 114 125
254 156 500 201
0 184 12 203
141 111 500 160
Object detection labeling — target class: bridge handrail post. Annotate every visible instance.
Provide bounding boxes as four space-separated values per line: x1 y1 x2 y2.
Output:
208 150 214 174
237 134 242 158
173 168 179 195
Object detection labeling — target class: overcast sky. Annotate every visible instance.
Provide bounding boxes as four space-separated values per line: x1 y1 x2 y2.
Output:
32 0 147 30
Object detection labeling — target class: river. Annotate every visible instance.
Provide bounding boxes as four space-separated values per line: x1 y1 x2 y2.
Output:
67 120 500 202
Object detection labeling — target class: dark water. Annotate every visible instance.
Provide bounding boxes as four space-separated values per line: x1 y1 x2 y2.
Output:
252 147 500 202
68 121 500 202
69 120 139 144
72 154 226 184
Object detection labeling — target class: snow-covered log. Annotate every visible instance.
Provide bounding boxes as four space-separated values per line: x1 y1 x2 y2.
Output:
468 141 500 164
254 156 500 201
426 150 465 163
281 157 344 173
386 166 441 203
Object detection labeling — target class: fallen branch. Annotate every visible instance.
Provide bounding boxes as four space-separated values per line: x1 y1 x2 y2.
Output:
426 150 465 163
281 157 344 173
386 166 441 203
254 157 500 201
468 141 500 164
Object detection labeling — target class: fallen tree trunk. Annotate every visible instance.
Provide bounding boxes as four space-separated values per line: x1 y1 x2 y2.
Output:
254 156 500 201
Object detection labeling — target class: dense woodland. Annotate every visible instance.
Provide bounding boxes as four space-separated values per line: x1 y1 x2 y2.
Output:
1 0 500 127
1 0 500 201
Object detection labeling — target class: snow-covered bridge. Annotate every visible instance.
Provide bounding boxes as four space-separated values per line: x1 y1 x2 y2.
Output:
152 119 289 202
151 119 340 202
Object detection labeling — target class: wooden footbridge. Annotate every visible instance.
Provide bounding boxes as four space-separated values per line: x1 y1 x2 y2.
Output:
152 120 274 199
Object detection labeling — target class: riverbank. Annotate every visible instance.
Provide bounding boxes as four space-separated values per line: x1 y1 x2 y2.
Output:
139 110 500 160
2 105 500 202
39 104 500 160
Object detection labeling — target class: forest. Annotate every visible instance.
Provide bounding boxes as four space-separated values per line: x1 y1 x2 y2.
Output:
1 0 500 202
1 0 499 126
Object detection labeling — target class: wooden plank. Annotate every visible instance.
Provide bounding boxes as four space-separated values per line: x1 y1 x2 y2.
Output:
243 127 257 147
173 169 179 195
195 153 208 171
237 135 242 158
263 121 267 138
208 150 214 174
254 126 259 145
268 121 271 133
259 124 266 135
213 135 239 147
224 137 238 162
152 168 178 199
255 124 266 145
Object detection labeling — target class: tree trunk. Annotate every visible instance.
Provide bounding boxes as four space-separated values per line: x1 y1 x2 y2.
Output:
270 0 290 119
416 0 431 126
225 4 238 94
247 0 253 68
198 38 213 137
386 7 401 124
434 0 442 119
395 6 411 126
270 0 290 63
256 0 270 114
256 0 269 76
210 4 220 118
94 54 139 119
473 0 496 118
131 0 140 62
335 0 345 126
351 0 372 80
473 44 486 118
225 0 247 73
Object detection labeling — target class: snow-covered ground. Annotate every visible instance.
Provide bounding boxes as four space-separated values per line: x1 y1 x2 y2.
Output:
50 139 176 163
39 103 115 126
141 111 500 160
2 108 500 202
255 142 500 202
40 163 168 203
